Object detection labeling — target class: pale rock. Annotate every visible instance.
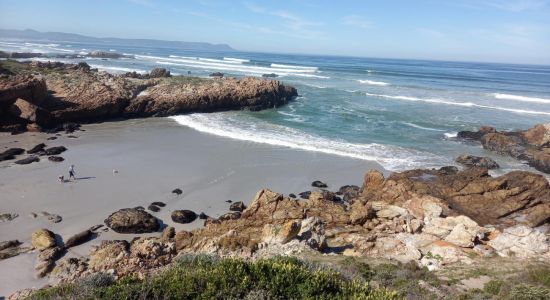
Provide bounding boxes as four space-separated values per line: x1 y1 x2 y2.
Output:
262 220 301 244
31 229 56 250
488 225 550 258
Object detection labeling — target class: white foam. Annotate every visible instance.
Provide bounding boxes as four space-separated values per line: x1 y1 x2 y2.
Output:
271 63 318 71
401 122 444 132
137 55 318 75
223 57 250 63
358 79 390 86
89 64 146 74
444 132 458 138
169 113 444 171
366 93 550 116
492 93 550 104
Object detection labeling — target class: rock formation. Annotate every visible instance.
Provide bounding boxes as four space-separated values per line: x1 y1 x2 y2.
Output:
0 60 297 133
458 124 550 173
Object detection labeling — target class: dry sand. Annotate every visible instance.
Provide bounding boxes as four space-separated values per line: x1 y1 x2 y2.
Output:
0 117 386 296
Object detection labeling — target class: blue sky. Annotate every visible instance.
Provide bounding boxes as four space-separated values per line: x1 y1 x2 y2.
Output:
1 0 549 64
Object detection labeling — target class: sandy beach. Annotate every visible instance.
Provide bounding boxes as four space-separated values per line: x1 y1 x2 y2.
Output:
0 117 385 296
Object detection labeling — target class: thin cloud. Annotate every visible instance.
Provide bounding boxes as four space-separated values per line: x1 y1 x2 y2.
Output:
343 15 372 30
483 0 548 12
126 0 155 8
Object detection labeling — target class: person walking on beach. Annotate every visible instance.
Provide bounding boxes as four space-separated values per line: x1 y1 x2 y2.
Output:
69 165 76 180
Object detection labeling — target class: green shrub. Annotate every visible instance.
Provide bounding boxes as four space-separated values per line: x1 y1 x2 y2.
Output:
509 284 550 300
527 266 550 288
28 255 401 300
483 279 504 295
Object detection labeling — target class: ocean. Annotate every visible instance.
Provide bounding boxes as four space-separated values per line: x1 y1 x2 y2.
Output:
1 40 550 172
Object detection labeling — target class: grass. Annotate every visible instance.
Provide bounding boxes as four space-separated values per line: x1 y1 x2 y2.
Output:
27 255 401 300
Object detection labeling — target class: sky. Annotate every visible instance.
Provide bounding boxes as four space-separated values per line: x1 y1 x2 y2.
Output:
0 0 549 64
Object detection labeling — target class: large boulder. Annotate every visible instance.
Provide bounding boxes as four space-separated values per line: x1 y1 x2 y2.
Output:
9 98 52 126
31 229 56 250
171 210 197 224
0 148 24 161
149 68 171 78
104 208 160 233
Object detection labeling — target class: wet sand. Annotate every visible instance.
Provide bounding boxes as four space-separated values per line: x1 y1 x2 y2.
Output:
0 117 386 296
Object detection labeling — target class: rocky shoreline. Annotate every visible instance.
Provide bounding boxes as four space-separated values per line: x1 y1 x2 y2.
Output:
3 161 550 298
0 59 297 133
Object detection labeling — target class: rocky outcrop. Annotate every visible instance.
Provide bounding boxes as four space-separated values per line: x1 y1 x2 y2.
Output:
458 124 550 173
455 154 499 169
104 208 160 233
171 210 197 224
0 60 297 132
86 51 124 59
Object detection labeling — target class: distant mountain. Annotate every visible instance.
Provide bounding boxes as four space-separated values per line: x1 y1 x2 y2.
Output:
0 29 234 51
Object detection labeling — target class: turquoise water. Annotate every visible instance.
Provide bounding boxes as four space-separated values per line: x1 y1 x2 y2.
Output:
1 40 550 171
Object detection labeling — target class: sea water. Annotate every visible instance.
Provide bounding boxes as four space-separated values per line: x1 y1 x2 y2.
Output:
1 40 549 171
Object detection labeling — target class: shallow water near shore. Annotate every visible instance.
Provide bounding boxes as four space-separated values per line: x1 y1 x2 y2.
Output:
2 40 549 172
0 117 381 296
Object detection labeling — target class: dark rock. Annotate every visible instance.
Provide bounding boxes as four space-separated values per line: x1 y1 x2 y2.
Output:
209 72 224 77
337 185 361 202
48 156 64 162
87 51 123 59
0 213 18 222
134 206 145 210
44 146 67 156
262 73 278 78
219 211 241 221
171 210 197 224
289 193 297 198
64 230 93 248
299 191 311 199
229 201 246 212
148 204 160 212
311 180 328 188
27 143 46 154
0 148 24 161
104 208 160 233
162 226 175 240
151 201 166 207
455 154 500 169
457 126 496 140
225 200 233 203
14 155 39 165
149 68 171 78
46 137 57 140
0 240 21 251
63 123 80 133
199 212 208 219
172 188 183 195
89 224 104 231
67 135 78 138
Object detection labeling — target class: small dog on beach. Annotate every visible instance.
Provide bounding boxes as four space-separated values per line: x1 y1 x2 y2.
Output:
58 175 64 182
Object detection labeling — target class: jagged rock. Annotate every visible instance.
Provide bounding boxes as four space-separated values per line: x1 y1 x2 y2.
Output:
229 201 246 212
27 143 46 154
14 155 39 165
171 210 197 224
0 240 21 251
36 246 63 277
0 213 18 222
44 146 67 156
64 230 93 248
162 226 175 240
337 185 360 202
262 221 301 244
455 154 499 169
87 51 123 59
372 201 408 219
48 156 64 162
311 180 327 188
0 148 24 161
149 68 171 78
51 257 88 282
151 201 166 207
219 211 241 220
9 98 51 125
488 225 549 258
298 217 327 250
175 230 194 250
104 208 160 233
172 188 182 195
209 72 224 77
289 193 296 198
88 240 129 271
31 229 56 250
349 201 374 225
199 212 208 219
